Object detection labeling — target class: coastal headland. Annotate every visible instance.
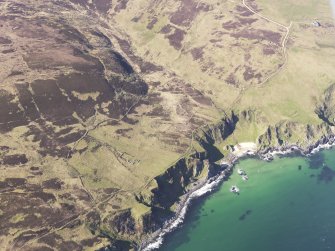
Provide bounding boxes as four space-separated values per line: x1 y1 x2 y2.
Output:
0 0 335 250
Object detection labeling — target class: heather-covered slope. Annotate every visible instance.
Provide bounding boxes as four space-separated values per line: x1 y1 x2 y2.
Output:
0 0 335 250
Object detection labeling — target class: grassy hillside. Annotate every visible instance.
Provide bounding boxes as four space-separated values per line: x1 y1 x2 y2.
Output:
0 0 335 250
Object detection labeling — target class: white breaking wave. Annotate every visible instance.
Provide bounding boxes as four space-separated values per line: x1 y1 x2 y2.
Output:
261 141 335 160
141 173 226 251
261 146 299 161
310 142 334 154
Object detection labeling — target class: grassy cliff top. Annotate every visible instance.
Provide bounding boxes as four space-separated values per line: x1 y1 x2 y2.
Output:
0 0 334 249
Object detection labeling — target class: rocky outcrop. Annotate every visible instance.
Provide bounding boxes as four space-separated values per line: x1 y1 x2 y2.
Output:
258 121 333 150
117 113 238 247
136 154 208 209
105 209 136 236
195 111 238 146
135 112 238 211
316 84 335 126
193 112 238 161
256 121 335 163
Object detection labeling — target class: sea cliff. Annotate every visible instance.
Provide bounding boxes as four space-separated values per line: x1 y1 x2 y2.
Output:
100 107 335 251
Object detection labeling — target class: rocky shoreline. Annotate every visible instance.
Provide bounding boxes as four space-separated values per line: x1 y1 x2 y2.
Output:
138 134 335 251
259 134 335 160
139 164 232 251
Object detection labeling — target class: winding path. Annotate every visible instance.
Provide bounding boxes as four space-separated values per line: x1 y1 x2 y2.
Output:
230 0 293 108
242 0 288 30
242 0 292 70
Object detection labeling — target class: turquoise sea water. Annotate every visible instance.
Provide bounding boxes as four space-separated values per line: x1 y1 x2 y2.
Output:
159 148 335 251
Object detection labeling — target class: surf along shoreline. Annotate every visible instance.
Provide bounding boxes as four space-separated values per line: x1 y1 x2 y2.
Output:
138 134 335 251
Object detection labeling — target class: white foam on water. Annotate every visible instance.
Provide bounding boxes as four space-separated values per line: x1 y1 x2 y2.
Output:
141 173 226 251
310 142 333 154
261 141 335 160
